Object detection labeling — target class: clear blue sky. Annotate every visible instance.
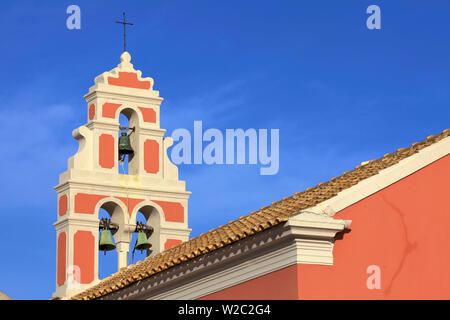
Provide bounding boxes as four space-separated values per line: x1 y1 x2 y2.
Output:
0 1 449 299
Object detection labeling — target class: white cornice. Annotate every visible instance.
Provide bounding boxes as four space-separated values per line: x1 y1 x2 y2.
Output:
160 226 192 237
85 120 166 136
54 216 99 230
286 212 352 238
84 90 164 105
85 121 120 131
54 180 191 200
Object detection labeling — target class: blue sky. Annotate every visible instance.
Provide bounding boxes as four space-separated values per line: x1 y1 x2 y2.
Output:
0 1 449 299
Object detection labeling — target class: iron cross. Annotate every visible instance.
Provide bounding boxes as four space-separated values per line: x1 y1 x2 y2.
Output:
115 12 134 52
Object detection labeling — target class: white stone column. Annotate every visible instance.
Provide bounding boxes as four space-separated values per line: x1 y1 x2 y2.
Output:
117 242 129 270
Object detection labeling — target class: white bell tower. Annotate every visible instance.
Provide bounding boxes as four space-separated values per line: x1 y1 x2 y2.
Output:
53 52 191 299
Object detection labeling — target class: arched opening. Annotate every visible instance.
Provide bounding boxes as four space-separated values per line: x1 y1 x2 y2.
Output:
97 200 126 279
98 207 117 279
118 108 139 175
129 205 161 263
128 211 149 264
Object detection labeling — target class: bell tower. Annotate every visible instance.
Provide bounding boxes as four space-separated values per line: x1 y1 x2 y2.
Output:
53 52 191 299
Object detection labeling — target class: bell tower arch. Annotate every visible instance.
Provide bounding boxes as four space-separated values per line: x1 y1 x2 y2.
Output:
53 52 191 299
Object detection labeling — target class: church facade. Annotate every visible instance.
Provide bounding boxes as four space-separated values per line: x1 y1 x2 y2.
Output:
54 52 450 300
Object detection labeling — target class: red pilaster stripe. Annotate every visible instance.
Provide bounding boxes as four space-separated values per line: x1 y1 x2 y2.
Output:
144 139 159 174
58 194 68 216
57 232 67 286
73 231 95 284
88 104 96 120
99 134 115 169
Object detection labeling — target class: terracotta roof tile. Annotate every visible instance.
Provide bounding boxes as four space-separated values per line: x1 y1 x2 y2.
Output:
73 129 450 300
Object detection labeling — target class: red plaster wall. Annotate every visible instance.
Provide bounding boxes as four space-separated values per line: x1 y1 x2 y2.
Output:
144 139 159 174
57 232 66 286
108 72 151 90
58 194 68 216
197 154 450 300
138 107 156 123
73 231 95 284
88 104 95 120
298 154 450 299
99 134 115 169
199 265 301 300
153 200 184 222
164 239 183 251
102 103 122 119
74 193 107 214
116 197 145 218
74 193 160 218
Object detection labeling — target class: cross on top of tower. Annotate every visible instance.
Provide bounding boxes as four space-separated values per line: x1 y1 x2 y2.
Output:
115 12 134 52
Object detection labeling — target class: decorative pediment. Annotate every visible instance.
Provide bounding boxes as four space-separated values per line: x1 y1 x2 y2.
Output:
87 52 160 98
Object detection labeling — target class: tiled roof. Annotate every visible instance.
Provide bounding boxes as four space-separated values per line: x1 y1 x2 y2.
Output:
73 129 450 300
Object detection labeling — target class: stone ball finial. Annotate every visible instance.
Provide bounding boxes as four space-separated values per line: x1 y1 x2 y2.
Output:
120 51 131 63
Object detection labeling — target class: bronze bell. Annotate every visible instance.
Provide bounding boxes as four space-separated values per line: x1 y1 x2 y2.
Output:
134 231 152 253
118 132 133 157
99 229 116 255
